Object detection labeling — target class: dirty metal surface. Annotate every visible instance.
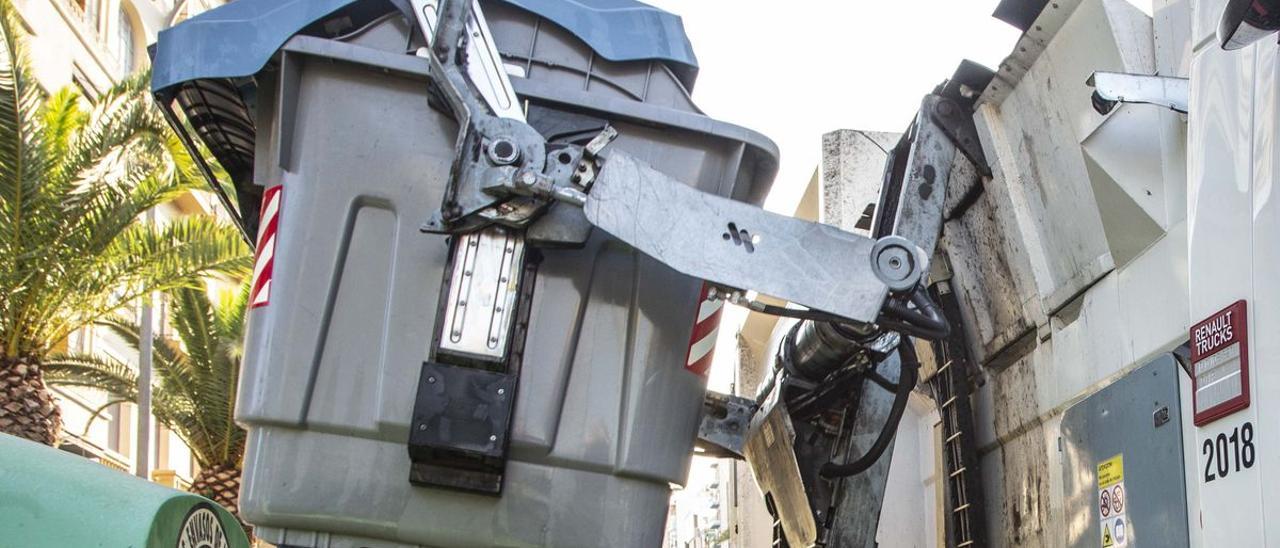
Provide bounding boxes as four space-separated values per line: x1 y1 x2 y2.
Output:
987 349 1057 546
826 356 901 548
940 158 1036 365
696 391 759 460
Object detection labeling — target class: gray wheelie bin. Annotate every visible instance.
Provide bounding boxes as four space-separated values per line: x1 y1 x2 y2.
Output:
151 0 777 546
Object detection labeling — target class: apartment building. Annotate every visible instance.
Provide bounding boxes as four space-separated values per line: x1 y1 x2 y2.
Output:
15 0 226 487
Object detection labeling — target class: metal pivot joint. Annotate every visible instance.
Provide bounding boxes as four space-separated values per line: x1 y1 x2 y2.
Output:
871 235 924 292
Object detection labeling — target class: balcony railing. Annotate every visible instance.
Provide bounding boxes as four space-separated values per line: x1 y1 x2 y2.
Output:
58 430 132 475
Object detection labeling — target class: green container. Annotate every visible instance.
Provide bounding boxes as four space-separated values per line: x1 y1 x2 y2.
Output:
0 433 250 548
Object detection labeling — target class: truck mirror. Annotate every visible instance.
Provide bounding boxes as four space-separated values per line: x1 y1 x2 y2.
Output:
1220 0 1280 50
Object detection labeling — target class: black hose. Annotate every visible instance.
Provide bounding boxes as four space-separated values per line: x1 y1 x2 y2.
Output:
750 301 849 323
879 286 950 340
864 369 899 393
819 342 920 478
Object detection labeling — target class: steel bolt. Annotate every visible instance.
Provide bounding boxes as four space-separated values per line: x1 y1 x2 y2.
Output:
489 435 498 442
515 170 538 188
427 376 437 384
497 388 506 395
419 424 428 431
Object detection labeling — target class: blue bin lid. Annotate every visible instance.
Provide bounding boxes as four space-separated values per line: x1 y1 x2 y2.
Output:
151 0 698 93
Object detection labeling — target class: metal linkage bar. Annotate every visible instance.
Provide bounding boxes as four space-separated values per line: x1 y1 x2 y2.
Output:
585 152 891 324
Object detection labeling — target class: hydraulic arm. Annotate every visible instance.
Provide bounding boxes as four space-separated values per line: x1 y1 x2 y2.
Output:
156 0 988 544
403 2 987 545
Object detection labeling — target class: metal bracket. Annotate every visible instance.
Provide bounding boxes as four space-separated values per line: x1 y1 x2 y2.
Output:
408 361 517 494
1087 72 1189 115
696 391 759 460
928 96 991 177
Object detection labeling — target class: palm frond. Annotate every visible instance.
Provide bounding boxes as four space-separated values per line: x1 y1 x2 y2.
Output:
50 74 163 191
39 87 86 172
34 216 250 351
42 353 139 400
44 281 249 468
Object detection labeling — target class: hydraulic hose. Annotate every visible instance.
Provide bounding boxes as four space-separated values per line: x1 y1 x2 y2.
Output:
878 286 950 340
819 342 920 478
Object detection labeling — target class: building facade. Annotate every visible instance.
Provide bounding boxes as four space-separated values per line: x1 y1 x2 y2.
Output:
15 0 226 486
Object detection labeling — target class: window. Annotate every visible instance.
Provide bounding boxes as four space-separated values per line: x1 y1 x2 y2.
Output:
116 8 136 74
72 0 100 31
72 65 99 100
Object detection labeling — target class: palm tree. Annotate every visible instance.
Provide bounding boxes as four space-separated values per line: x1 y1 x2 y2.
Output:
0 0 250 446
45 285 251 523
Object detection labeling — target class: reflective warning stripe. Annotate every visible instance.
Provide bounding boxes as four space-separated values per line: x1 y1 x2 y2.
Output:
250 186 282 308
684 283 723 377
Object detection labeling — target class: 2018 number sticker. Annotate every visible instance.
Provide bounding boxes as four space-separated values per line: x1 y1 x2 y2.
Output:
1203 421 1256 482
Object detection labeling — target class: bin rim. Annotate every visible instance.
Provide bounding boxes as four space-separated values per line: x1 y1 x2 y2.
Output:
150 0 700 95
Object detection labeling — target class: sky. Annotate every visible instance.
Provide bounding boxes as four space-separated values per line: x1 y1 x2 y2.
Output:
642 0 1153 214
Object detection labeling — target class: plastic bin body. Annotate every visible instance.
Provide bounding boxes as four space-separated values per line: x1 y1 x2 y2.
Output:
213 5 777 547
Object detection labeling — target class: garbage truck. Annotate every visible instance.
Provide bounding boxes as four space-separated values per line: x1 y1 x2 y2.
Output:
5 0 1257 546
143 0 968 545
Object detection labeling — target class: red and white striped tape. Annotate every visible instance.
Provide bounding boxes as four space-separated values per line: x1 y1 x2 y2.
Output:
250 186 282 309
684 283 724 377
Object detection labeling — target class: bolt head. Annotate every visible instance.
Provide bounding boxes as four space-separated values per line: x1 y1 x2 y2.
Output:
427 376 437 384
497 388 506 395
489 434 498 442
516 170 538 187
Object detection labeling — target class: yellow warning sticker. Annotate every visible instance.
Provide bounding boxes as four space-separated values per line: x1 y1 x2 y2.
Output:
1098 454 1124 488
1102 523 1114 547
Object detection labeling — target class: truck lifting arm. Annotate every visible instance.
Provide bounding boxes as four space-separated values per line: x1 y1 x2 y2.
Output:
414 0 956 329
402 2 986 545
154 0 987 543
